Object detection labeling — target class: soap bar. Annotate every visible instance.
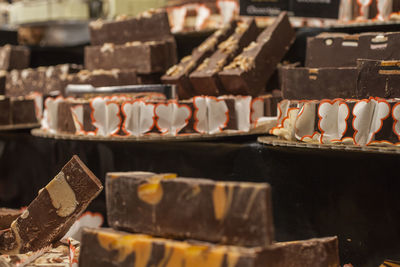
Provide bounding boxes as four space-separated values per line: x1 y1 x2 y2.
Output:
189 18 258 96
67 69 138 88
106 172 274 247
57 99 95 135
10 97 38 124
0 96 11 125
0 209 21 230
79 228 340 267
218 12 295 96
0 45 30 71
281 64 358 100
0 155 103 254
305 32 400 68
356 59 400 99
84 39 177 74
89 9 172 45
161 21 236 99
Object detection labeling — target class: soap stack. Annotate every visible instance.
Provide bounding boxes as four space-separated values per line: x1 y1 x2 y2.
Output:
86 8 178 86
79 172 340 266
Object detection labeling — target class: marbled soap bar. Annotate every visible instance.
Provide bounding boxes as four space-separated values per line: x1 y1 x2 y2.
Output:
0 155 103 254
79 228 340 267
106 172 274 247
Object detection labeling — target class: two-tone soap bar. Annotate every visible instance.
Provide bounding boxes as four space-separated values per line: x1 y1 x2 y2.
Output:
106 172 274 247
0 155 103 254
79 228 340 267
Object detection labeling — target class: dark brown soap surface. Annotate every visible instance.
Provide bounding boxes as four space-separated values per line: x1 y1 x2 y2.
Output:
0 155 103 255
106 173 274 248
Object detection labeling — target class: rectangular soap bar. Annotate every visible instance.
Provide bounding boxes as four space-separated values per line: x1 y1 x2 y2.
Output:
79 228 340 267
0 155 103 254
305 32 400 68
84 39 177 74
67 69 138 87
161 21 236 99
0 45 30 71
106 172 274 247
281 64 358 100
0 96 11 125
356 59 400 99
57 99 95 135
6 64 82 97
89 9 173 45
189 18 258 96
10 97 38 125
218 12 295 96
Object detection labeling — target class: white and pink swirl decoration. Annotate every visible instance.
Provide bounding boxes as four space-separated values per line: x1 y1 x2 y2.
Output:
122 100 155 137
155 101 191 136
91 97 121 136
318 100 350 144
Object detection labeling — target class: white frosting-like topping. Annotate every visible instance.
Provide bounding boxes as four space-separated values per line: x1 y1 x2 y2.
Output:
45 172 77 217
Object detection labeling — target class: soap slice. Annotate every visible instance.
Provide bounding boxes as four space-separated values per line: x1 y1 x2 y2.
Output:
0 155 103 254
106 172 274 247
79 228 340 267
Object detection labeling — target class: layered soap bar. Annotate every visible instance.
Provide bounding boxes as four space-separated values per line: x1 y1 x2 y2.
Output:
106 172 274 247
281 64 358 100
85 39 177 74
0 156 102 254
356 59 400 98
57 99 95 135
6 64 82 97
79 228 339 267
161 21 236 99
89 9 172 45
189 18 258 96
67 69 138 88
305 32 400 68
219 12 295 96
0 45 30 71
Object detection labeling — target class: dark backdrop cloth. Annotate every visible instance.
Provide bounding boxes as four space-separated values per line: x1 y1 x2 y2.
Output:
0 131 399 266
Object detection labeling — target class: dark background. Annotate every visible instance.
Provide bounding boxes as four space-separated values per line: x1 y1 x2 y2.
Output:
1 21 400 267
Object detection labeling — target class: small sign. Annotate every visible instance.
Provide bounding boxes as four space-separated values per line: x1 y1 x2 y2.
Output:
240 0 340 18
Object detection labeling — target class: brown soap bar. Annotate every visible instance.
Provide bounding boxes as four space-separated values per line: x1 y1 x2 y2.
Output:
85 39 177 74
0 208 21 230
68 69 138 87
0 45 30 71
305 32 400 68
10 97 38 125
0 71 6 95
281 64 358 100
189 18 258 96
6 64 82 97
218 12 295 96
79 228 339 267
0 155 103 254
106 172 274 247
137 73 162 84
356 59 400 98
57 99 95 134
162 21 236 99
0 96 11 125
89 9 172 45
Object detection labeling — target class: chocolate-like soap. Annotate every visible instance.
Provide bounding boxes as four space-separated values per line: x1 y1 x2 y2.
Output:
11 97 38 125
57 99 95 134
0 155 103 254
0 96 11 125
68 69 138 88
6 64 82 97
189 18 258 96
0 71 6 95
218 12 295 96
106 172 274 247
85 39 177 74
305 32 400 68
281 64 358 100
89 9 172 45
0 45 30 71
0 208 21 230
79 228 339 267
357 59 400 98
162 21 236 99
